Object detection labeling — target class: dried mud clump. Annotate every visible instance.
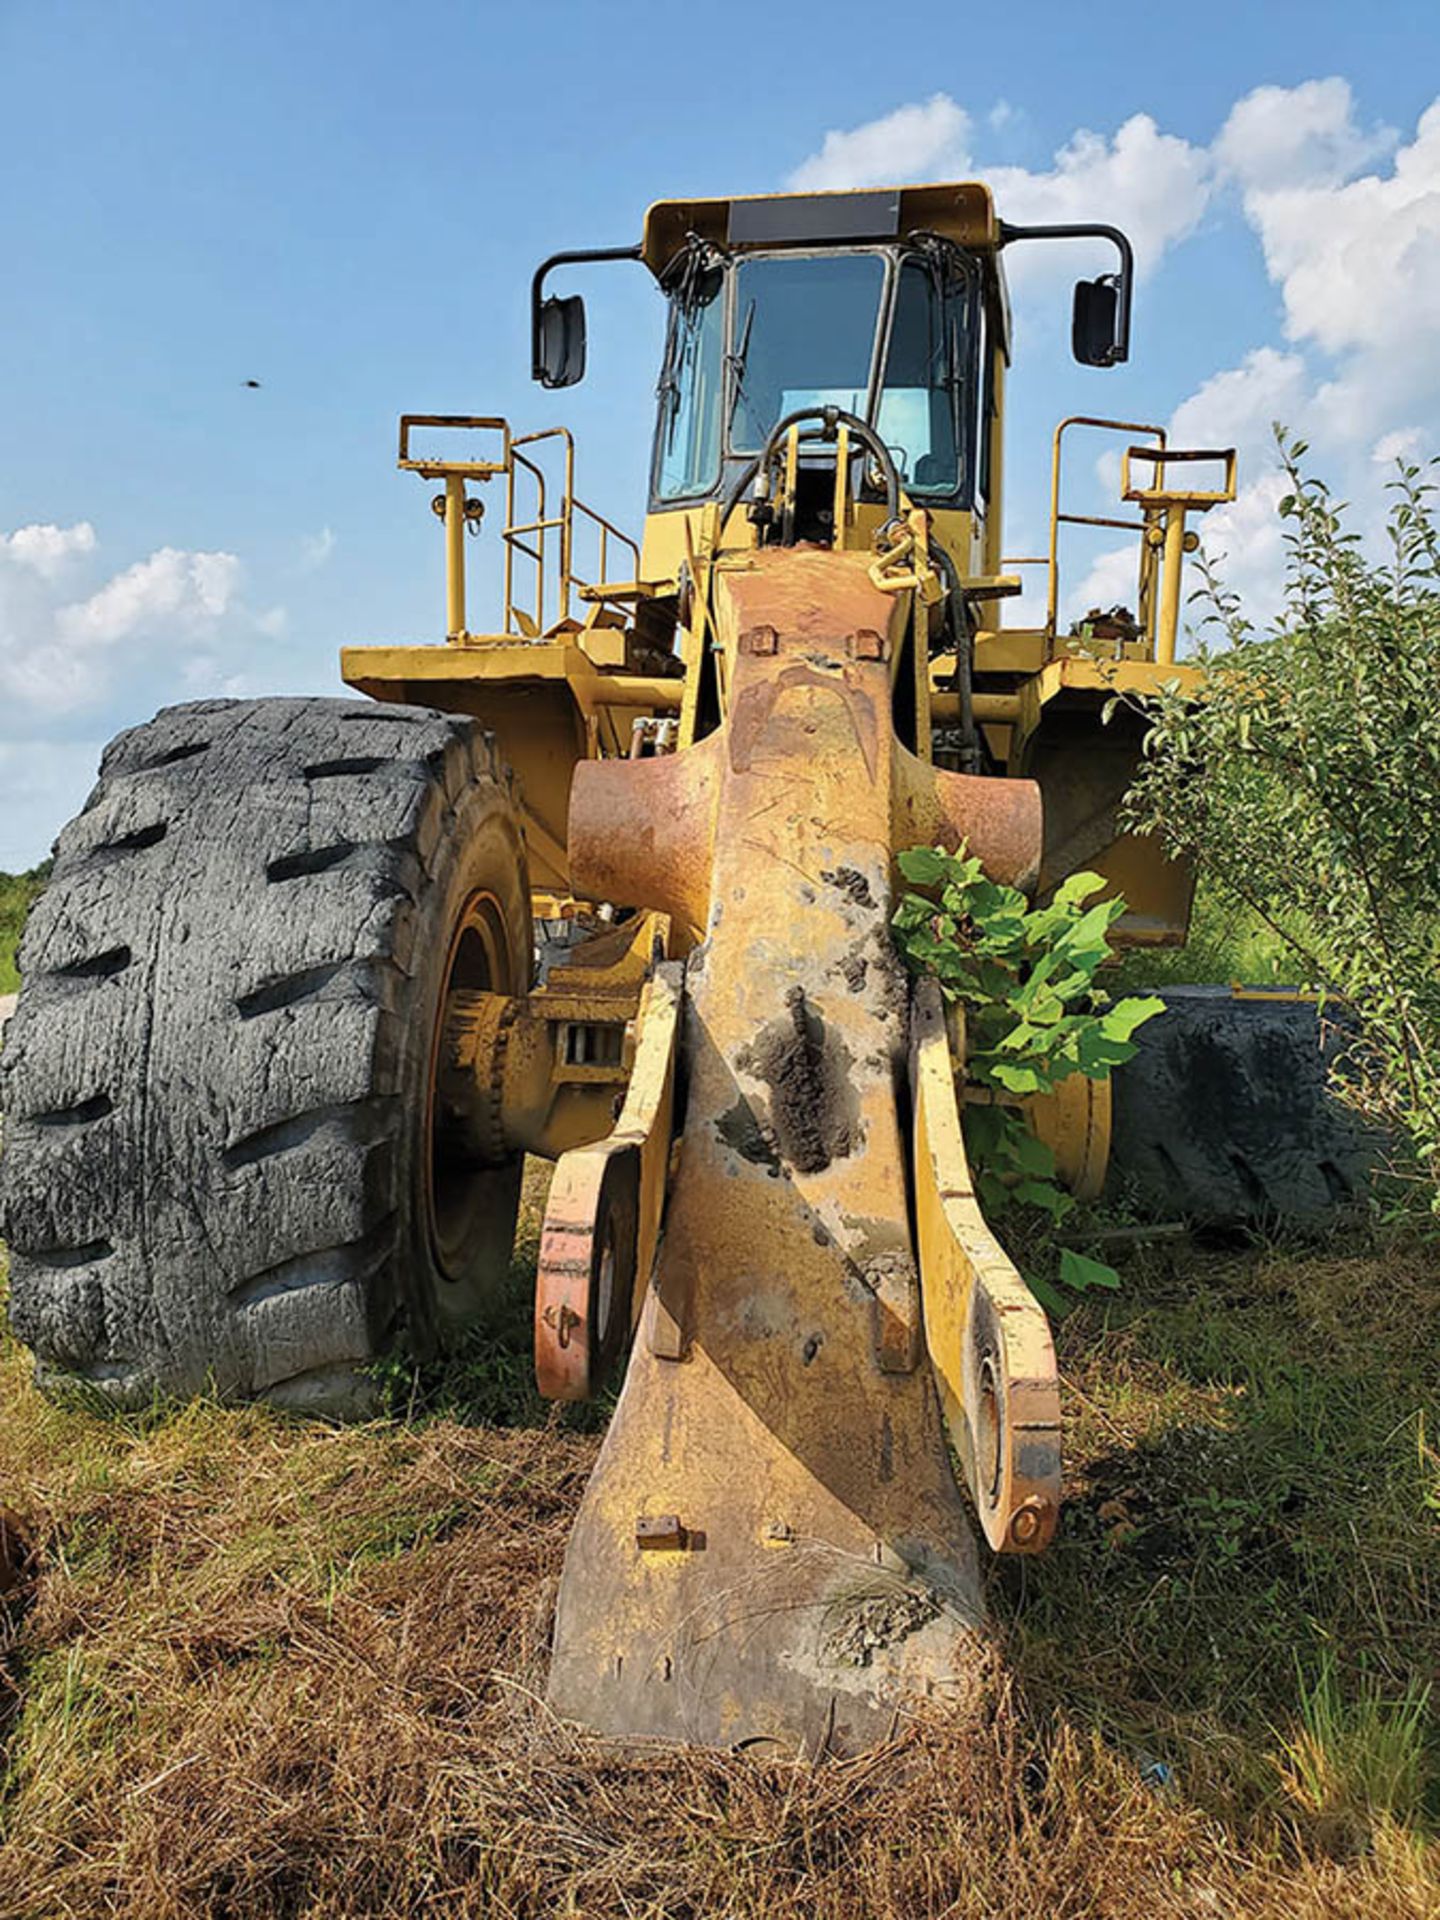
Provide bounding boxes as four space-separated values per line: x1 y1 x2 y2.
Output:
735 986 861 1174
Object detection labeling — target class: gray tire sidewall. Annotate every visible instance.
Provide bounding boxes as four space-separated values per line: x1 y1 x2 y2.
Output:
400 781 531 1348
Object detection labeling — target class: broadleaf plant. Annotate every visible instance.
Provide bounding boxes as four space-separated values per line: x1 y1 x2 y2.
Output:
893 845 1164 1315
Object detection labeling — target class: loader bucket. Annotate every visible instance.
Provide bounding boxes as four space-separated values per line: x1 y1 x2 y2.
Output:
543 549 1054 1751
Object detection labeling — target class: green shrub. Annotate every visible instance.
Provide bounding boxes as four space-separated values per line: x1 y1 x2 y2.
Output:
1123 434 1440 1206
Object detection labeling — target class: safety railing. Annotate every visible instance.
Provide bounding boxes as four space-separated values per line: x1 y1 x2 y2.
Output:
1016 417 1235 663
1044 415 1167 651
398 415 641 642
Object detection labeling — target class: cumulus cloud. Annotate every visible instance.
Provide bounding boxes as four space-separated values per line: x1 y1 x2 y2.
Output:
1168 347 1308 471
1214 77 1395 192
1 520 96 580
786 94 973 191
988 115 1211 279
787 99 1210 279
0 542 246 723
0 525 295 864
791 82 1440 637
1372 427 1424 465
56 547 239 648
1208 80 1440 458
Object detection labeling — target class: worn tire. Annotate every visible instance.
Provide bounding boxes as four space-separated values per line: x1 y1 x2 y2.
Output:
0 697 531 1415
1107 986 1378 1224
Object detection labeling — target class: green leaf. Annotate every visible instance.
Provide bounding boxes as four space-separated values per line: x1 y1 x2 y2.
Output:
987 1061 1046 1095
1013 1178 1074 1220
1007 1129 1057 1178
1058 1247 1123 1293
897 847 952 887
962 1104 1008 1158
976 1168 1012 1214
1099 995 1166 1043
1054 871 1108 910
1075 1029 1137 1076
1026 1271 1072 1320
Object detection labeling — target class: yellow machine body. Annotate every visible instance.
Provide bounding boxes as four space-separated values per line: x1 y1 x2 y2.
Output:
338 182 1235 1748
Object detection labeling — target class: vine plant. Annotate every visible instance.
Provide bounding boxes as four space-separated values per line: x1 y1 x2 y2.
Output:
892 845 1164 1316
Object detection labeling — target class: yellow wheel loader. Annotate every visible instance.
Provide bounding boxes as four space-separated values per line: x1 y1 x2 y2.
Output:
0 183 1368 1751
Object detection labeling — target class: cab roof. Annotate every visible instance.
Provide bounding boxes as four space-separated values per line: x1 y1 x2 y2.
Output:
640 182 1001 274
640 182 1010 357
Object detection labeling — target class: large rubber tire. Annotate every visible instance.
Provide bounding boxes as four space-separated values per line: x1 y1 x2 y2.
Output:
1107 987 1379 1224
0 697 531 1415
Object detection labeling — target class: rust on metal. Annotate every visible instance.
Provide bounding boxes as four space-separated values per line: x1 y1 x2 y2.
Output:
536 966 683 1401
547 550 1006 1751
636 1514 689 1550
910 978 1061 1553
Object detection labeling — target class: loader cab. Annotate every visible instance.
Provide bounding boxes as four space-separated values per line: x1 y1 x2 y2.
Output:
651 238 984 524
626 185 1017 586
529 185 1134 591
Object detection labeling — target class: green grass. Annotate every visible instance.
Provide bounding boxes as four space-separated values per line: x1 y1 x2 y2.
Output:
1108 873 1295 992
998 1225 1440 1845
0 865 48 994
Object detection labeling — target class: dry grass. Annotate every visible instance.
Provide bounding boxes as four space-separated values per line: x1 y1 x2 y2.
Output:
1 1204 1438 1916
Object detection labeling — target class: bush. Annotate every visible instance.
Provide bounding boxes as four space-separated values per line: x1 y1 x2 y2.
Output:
0 863 49 994
1122 433 1440 1205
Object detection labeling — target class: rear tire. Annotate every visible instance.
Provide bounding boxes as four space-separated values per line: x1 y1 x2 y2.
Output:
1107 986 1378 1224
0 697 531 1415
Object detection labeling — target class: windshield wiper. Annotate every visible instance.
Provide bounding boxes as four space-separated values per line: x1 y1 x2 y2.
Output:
725 297 757 441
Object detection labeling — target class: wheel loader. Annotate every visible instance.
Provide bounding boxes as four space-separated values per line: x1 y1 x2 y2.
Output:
0 182 1368 1752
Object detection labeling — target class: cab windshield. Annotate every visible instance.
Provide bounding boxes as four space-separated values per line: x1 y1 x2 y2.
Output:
653 245 975 506
730 253 884 451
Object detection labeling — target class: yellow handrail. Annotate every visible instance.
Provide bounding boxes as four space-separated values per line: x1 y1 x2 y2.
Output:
397 415 641 642
1046 415 1167 650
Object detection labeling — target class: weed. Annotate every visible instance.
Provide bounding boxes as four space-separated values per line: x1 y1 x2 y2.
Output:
1274 1653 1433 1852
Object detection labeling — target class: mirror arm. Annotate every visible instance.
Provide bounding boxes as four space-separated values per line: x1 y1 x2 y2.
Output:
997 220 1134 364
530 244 645 384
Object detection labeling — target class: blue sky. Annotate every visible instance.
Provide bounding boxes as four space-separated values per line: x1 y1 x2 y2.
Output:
3 0 1440 867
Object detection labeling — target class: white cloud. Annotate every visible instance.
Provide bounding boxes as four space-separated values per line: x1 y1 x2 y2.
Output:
1 520 96 580
786 93 973 192
1372 427 1424 466
790 83 1440 638
1214 78 1395 193
0 530 274 727
1168 347 1308 472
989 115 1211 280
56 546 239 648
1215 83 1440 460
1192 470 1293 628
787 100 1211 281
299 525 336 571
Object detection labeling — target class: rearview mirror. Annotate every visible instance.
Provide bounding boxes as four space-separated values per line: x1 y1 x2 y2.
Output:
535 293 587 388
1072 276 1123 368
